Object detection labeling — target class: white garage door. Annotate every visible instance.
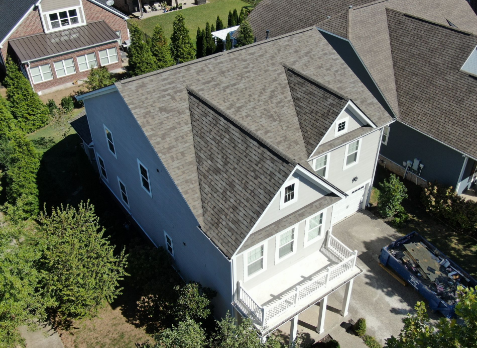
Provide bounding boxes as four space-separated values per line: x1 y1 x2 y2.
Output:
331 185 365 225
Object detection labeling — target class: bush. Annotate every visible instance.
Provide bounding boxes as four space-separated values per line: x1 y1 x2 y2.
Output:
60 96 74 113
83 67 116 92
391 209 409 227
363 335 381 348
377 174 408 218
326 339 340 348
46 99 58 115
353 317 367 337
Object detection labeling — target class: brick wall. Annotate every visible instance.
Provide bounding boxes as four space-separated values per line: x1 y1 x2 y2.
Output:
82 0 129 41
28 41 122 93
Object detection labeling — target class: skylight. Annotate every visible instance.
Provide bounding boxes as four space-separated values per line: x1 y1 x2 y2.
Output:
461 46 477 77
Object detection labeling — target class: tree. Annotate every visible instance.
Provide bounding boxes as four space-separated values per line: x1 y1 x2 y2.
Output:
377 174 408 218
385 286 477 348
226 33 233 50
157 318 207 348
239 8 247 24
37 202 128 326
150 24 174 69
236 20 254 47
174 282 215 323
169 14 196 64
228 11 236 27
233 9 239 26
0 96 16 138
83 67 116 92
196 27 205 59
128 23 158 76
4 57 49 133
216 16 224 30
205 22 215 56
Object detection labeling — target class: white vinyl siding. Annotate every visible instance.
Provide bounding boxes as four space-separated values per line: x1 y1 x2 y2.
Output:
54 58 76 78
30 64 53 83
335 117 349 136
344 139 360 169
77 53 98 71
99 48 119 66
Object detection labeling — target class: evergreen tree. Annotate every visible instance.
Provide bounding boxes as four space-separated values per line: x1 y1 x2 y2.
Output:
170 14 196 64
216 16 224 30
236 19 255 47
233 9 239 26
4 57 49 133
128 23 158 76
239 8 246 24
210 24 217 55
228 11 235 27
196 27 204 59
225 33 233 50
83 67 116 92
205 22 214 56
150 24 174 69
201 29 207 58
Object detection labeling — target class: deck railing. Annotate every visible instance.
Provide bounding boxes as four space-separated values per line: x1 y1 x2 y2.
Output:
235 232 358 329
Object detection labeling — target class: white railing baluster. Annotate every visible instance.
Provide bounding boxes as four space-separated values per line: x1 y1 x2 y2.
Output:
325 267 331 287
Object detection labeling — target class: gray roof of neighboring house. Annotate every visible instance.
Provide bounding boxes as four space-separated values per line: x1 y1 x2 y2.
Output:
9 21 118 62
70 111 93 145
386 10 477 160
114 27 392 258
0 0 37 45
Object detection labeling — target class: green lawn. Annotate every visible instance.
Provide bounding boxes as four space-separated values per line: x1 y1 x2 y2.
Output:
131 0 248 43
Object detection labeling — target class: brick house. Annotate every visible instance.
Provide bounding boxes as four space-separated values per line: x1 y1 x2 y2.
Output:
0 0 129 94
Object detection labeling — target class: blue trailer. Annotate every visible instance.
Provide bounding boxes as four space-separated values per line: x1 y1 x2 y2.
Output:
379 231 477 318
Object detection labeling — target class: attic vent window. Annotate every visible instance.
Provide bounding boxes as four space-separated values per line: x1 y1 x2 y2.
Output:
461 46 477 77
284 184 295 202
338 122 346 132
280 178 298 209
335 117 349 135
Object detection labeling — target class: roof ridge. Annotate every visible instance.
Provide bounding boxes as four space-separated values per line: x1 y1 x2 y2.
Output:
186 87 297 165
351 0 388 11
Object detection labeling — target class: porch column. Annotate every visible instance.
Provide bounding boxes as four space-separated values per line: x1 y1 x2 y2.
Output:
316 295 328 334
341 279 354 317
289 314 299 348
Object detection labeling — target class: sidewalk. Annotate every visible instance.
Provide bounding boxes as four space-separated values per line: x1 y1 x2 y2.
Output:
19 323 64 348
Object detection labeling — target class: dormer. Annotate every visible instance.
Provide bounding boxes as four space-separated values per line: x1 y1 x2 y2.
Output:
39 0 86 33
461 46 477 77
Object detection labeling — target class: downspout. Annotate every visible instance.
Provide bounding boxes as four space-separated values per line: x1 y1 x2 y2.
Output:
456 156 468 194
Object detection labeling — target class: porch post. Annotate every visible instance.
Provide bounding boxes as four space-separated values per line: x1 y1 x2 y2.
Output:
316 295 328 334
341 279 354 317
289 314 299 348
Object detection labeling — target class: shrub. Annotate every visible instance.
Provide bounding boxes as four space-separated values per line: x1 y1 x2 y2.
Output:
83 67 116 92
353 317 367 337
363 335 381 348
326 339 340 348
46 99 58 115
377 174 408 218
391 209 409 227
60 96 74 113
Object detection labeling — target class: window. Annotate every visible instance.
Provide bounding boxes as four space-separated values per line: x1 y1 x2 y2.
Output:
48 9 79 29
54 58 76 78
382 126 390 145
99 48 119 66
335 117 348 135
164 232 174 256
104 126 116 156
280 179 298 209
77 53 98 71
276 226 296 261
344 140 360 169
314 154 329 178
30 64 53 84
305 211 325 246
138 160 151 196
118 178 129 206
246 244 266 278
284 184 295 202
97 155 107 180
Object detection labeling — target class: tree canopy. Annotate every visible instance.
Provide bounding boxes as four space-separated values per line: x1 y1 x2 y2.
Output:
128 23 158 76
236 20 254 47
150 24 174 69
170 14 196 64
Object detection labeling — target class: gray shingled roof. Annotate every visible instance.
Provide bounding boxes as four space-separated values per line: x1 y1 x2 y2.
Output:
114 27 392 258
0 0 37 44
70 111 92 145
387 10 477 159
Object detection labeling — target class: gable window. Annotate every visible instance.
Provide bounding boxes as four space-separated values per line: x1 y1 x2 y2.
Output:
335 117 349 136
382 126 390 145
246 243 266 278
48 9 79 29
305 211 325 246
99 48 119 66
280 179 298 209
97 155 107 180
314 154 329 178
104 126 116 156
118 178 129 206
344 139 360 169
276 226 297 261
137 160 152 196
77 53 98 72
164 232 174 257
30 64 53 84
54 58 76 78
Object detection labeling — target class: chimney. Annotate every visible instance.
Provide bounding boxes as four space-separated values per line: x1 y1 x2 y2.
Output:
266 30 270 39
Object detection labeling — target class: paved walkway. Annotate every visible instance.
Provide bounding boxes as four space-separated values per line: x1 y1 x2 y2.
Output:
274 210 431 346
19 323 64 348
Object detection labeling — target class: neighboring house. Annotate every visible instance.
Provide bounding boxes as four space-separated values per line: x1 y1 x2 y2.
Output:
76 27 393 342
211 25 238 51
247 0 477 194
0 0 129 94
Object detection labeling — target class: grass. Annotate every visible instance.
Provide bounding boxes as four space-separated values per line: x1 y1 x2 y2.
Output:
131 0 248 44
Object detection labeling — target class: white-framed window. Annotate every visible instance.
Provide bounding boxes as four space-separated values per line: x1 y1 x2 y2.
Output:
313 154 330 178
47 8 81 30
244 243 267 280
275 225 297 263
280 178 298 209
97 154 107 180
343 139 360 169
382 126 390 145
77 53 98 72
54 58 76 78
164 231 174 257
305 210 325 246
104 125 116 157
137 159 152 196
335 117 348 136
117 178 129 207
30 64 53 84
99 48 119 66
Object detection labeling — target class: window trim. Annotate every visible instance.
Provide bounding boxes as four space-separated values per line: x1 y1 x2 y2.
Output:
98 47 119 66
30 64 53 84
164 231 174 257
53 58 76 78
117 177 129 208
96 154 108 181
76 52 98 72
275 224 298 264
137 159 152 197
334 117 349 136
304 210 326 247
382 126 390 145
243 242 267 281
280 178 299 209
343 139 361 170
313 153 330 179
44 6 84 33
104 125 117 158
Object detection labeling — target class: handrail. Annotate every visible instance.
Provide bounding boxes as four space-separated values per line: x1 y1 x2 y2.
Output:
328 233 354 260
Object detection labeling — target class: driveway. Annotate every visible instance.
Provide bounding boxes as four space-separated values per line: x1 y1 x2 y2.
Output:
275 210 428 347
